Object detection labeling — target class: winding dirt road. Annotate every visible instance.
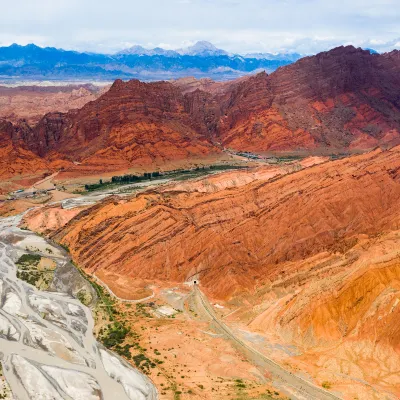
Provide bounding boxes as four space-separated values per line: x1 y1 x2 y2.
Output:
92 273 155 303
192 284 342 400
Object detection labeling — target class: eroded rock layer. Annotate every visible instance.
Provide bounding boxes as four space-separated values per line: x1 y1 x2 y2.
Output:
1 46 400 179
52 146 400 299
218 46 400 151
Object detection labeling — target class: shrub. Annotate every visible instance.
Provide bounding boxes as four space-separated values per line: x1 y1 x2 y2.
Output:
322 381 332 389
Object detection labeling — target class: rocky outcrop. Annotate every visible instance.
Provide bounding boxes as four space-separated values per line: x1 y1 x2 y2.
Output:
0 120 49 178
29 79 220 166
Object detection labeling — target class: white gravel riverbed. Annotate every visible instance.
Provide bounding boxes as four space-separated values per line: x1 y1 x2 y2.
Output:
0 214 158 400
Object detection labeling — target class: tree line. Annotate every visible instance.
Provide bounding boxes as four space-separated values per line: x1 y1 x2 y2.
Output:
84 172 161 191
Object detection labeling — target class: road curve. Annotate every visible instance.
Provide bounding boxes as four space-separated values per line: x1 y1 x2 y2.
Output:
92 273 155 303
193 285 342 400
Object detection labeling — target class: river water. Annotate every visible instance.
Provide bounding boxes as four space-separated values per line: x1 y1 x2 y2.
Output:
0 213 158 400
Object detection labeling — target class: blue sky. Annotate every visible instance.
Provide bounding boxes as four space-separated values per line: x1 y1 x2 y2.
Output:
0 0 399 54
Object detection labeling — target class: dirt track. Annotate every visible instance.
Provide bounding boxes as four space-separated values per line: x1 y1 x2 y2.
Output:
192 285 342 400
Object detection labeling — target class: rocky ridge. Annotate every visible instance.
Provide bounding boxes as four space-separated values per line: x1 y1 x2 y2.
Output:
1 46 400 179
48 146 400 298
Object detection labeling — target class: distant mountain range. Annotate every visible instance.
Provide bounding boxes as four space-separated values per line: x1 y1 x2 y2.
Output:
118 41 232 57
0 41 303 82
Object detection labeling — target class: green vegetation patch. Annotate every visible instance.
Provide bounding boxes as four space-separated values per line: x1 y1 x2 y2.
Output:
135 303 153 318
16 253 41 267
100 322 130 349
76 289 93 306
83 165 249 192
16 253 55 290
322 381 332 389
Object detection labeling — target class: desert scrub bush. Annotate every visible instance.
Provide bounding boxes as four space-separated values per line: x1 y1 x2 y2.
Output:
17 270 39 286
114 344 132 359
133 353 153 373
322 381 332 389
135 303 153 318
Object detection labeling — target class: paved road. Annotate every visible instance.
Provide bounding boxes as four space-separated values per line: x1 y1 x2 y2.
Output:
193 285 342 400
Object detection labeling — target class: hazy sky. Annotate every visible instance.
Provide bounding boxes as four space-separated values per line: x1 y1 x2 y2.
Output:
1 0 399 54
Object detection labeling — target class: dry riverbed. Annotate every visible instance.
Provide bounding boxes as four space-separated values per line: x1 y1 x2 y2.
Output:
0 213 157 400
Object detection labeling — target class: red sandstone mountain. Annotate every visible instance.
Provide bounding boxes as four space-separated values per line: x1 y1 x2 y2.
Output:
0 84 107 126
1 46 400 179
0 120 50 179
24 145 400 398
19 79 220 172
218 46 400 151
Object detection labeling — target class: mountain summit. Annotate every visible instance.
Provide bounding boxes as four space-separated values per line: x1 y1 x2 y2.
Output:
117 45 178 57
118 41 230 57
177 41 229 57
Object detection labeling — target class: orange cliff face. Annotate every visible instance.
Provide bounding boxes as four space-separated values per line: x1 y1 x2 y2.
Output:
219 107 317 151
50 146 400 299
0 120 49 179
0 79 222 180
28 79 220 164
0 119 75 181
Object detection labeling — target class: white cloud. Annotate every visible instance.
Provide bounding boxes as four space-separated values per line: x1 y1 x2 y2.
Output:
0 0 399 54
